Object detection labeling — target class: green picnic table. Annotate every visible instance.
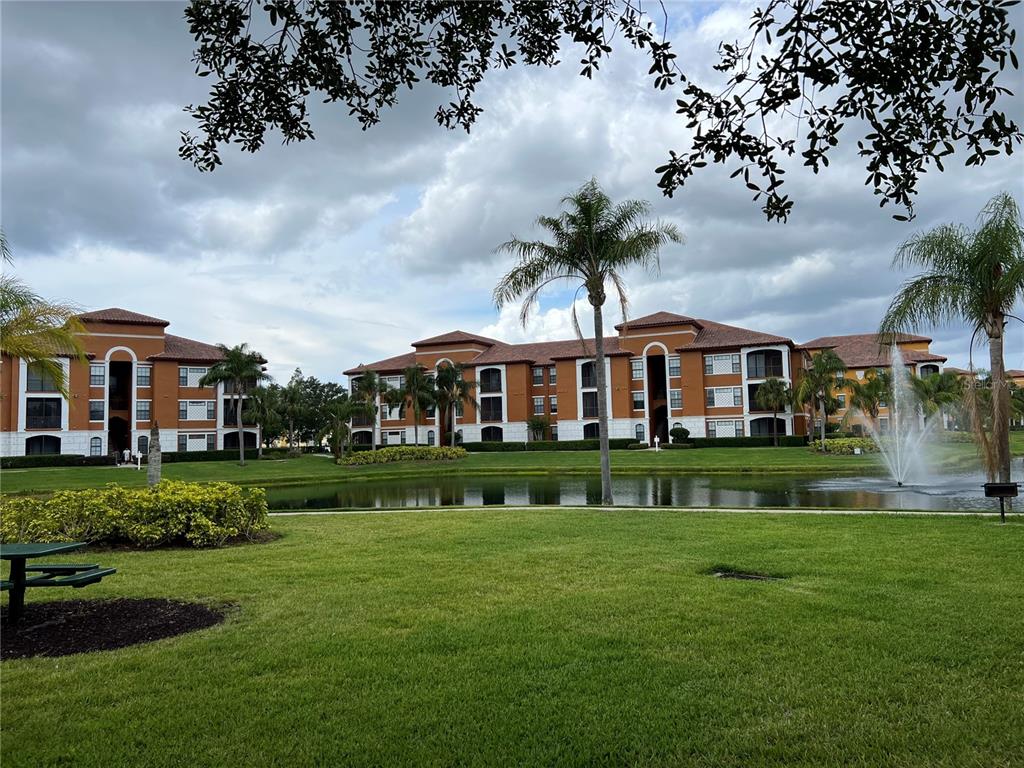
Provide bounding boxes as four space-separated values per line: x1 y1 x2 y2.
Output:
1 542 116 624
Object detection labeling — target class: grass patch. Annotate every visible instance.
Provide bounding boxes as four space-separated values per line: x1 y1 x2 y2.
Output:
2 510 1022 767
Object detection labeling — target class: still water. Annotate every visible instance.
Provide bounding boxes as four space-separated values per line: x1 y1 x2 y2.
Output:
266 472 991 513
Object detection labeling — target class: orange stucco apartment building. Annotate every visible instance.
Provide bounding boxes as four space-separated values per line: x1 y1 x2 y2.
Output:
0 308 260 458
345 312 815 446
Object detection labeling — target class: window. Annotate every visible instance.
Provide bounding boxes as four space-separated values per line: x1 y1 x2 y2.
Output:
837 394 846 410
668 356 681 377
90 437 103 456
704 354 741 375
178 401 187 419
670 390 682 409
631 359 644 380
179 367 188 387
480 397 503 422
180 400 215 420
533 397 545 416
90 364 105 387
549 395 558 414
427 430 435 446
548 365 557 385
532 367 544 386
26 362 59 392
705 387 742 408
136 400 151 421
180 367 209 387
631 391 645 410
89 400 104 421
582 391 599 418
26 398 61 429
580 361 596 388
583 422 600 439
400 431 407 444
455 401 464 418
177 434 188 451
707 419 745 438
137 435 149 455
207 434 217 451
747 350 784 379
919 364 939 376
635 423 645 442
137 366 152 387
734 387 743 406
381 431 389 446
879 417 890 433
480 368 502 394
25 435 61 455
481 426 503 442
836 372 846 384
207 401 216 420
425 403 435 418
550 425 558 441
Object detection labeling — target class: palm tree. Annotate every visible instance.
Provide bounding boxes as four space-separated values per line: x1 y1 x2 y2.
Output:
911 371 964 421
847 371 892 428
352 371 388 451
494 179 682 504
279 370 306 452
433 363 477 446
1 236 86 397
199 343 269 465
880 192 1024 482
794 349 847 449
319 395 355 460
754 377 790 447
397 365 436 445
244 385 282 458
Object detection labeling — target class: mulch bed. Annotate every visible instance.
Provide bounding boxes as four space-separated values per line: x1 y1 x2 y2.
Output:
1 598 229 660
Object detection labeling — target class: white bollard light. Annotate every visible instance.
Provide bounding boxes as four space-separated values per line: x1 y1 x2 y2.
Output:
654 436 660 452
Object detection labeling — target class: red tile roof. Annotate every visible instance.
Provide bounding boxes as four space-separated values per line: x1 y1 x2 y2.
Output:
473 337 633 366
681 319 791 351
148 334 226 363
798 333 945 368
411 330 500 347
1007 369 1024 379
78 308 169 327
343 351 418 376
615 311 703 331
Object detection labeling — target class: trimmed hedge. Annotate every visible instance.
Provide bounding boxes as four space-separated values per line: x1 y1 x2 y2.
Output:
1 454 116 470
342 446 467 465
460 438 636 453
811 438 879 454
0 481 269 548
689 436 808 448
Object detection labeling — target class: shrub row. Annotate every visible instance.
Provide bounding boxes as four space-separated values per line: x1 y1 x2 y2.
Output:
810 438 879 454
460 438 636 453
936 431 975 443
1 454 116 469
342 446 468 465
0 481 269 548
689 436 808 448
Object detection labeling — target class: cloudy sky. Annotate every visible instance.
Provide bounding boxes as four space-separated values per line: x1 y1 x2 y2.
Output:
3 1 1023 383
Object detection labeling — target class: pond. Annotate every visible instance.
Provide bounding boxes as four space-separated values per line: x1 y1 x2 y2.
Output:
266 471 992 513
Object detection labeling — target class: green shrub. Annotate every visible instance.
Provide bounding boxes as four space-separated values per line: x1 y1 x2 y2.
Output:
0 454 116 469
937 431 975 443
342 446 468 465
690 436 807 448
0 481 269 548
460 438 635 453
669 426 690 444
810 438 879 454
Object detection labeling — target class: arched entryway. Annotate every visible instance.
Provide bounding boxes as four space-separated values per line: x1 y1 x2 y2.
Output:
107 416 130 456
223 431 258 449
644 344 669 445
583 422 600 440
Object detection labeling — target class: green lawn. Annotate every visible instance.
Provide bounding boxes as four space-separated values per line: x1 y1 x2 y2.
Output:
2 511 1021 767
0 443 980 495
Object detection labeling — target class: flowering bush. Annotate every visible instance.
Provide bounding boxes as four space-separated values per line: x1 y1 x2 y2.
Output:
342 446 468 465
0 481 269 548
811 438 879 454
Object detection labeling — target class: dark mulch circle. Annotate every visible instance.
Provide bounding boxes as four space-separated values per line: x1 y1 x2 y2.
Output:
702 564 787 582
1 598 229 660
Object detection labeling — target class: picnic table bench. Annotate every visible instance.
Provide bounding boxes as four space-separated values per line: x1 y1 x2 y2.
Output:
1 543 116 623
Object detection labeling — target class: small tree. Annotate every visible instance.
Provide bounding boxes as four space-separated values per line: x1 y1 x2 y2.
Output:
669 425 689 444
319 396 354 461
754 378 791 447
397 365 436 445
433 363 478 447
847 371 892 429
352 371 388 451
527 415 551 442
795 350 847 450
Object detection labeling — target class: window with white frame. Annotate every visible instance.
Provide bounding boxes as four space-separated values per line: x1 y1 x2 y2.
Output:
137 365 152 387
837 394 846 410
179 367 209 388
550 425 558 441
26 362 59 392
668 356 681 377
548 365 557 385
206 434 217 451
549 395 557 414
90 436 103 456
532 367 544 386
427 430 435 446
630 359 644 379
179 400 215 420
177 433 218 451
455 401 464 418
705 387 742 408
631 391 644 410
89 400 104 422
635 423 645 442
670 390 682 409
90 364 105 387
136 400 151 421
401 431 407 444
707 419 745 438
533 396 545 415
703 353 741 375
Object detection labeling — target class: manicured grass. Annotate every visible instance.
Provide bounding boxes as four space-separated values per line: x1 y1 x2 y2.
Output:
0 443 980 495
2 510 1022 767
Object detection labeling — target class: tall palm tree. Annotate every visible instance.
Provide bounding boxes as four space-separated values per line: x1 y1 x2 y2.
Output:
494 179 682 505
397 365 436 445
754 377 790 447
1 234 86 397
244 385 282 458
319 394 355 460
279 369 306 451
199 343 269 465
880 192 1024 481
794 349 847 449
847 371 892 428
352 371 388 451
433 363 477 446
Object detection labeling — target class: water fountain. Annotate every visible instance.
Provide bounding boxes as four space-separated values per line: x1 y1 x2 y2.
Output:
858 344 941 486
